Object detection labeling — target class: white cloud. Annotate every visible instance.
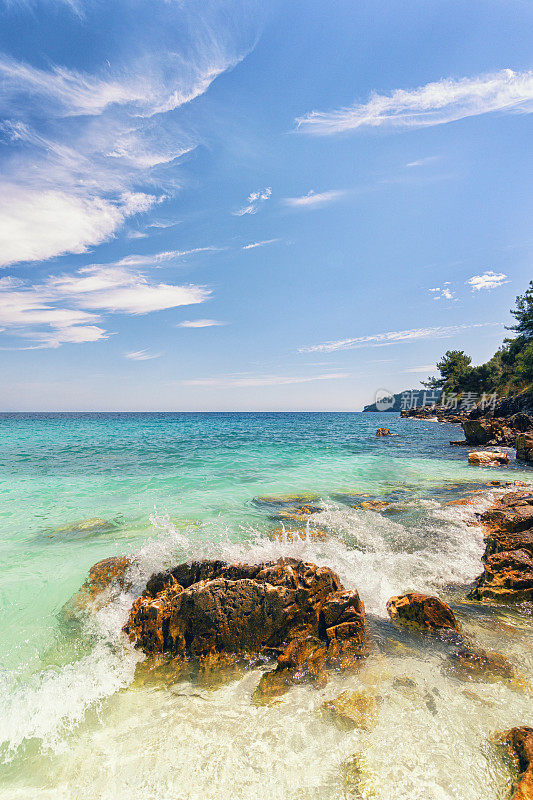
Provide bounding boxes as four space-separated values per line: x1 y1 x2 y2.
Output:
125 349 160 361
283 189 347 208
233 187 271 216
115 247 220 268
242 239 280 250
467 271 508 291
296 69 533 135
403 364 436 373
0 261 210 347
299 322 501 353
181 372 349 387
0 187 155 267
429 286 457 301
177 319 225 328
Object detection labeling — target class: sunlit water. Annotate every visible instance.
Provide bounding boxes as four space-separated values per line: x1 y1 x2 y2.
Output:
0 412 531 799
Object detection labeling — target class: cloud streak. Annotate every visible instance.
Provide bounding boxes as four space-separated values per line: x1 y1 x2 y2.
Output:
283 189 347 208
233 187 271 216
177 319 225 328
181 372 349 388
299 323 502 353
296 69 533 135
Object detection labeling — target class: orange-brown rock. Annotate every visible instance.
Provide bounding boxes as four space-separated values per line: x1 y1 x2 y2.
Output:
357 500 391 511
469 491 533 602
386 592 460 633
468 450 509 466
124 558 366 690
446 646 525 688
376 428 391 436
63 555 131 617
499 727 533 800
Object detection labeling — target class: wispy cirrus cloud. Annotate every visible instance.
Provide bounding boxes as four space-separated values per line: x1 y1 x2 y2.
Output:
296 69 533 135
181 372 349 387
283 189 347 208
467 271 508 291
242 238 280 250
125 349 160 361
233 187 271 216
0 262 210 348
299 323 502 353
0 5 258 266
177 319 226 328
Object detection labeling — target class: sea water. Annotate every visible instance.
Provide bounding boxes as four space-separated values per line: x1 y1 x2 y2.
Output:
0 412 531 799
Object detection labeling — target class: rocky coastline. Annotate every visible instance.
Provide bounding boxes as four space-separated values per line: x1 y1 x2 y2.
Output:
69 477 533 797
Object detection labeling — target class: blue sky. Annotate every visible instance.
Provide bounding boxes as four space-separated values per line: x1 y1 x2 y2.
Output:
0 0 531 411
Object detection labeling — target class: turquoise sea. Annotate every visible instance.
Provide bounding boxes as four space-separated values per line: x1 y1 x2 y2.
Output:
0 412 532 799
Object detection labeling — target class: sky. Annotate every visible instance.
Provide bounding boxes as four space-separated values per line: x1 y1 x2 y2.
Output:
0 0 531 411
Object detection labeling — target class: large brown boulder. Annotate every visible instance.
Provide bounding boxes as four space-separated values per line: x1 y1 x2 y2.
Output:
499 727 533 800
386 592 460 633
469 491 533 603
463 419 494 445
124 558 366 689
468 450 509 466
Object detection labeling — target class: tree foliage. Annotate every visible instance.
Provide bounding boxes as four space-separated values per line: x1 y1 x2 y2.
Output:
423 281 533 396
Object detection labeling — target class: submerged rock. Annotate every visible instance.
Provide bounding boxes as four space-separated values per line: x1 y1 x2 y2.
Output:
321 689 379 730
268 527 328 543
445 646 528 690
469 490 533 603
499 726 533 800
386 592 460 634
124 558 366 693
356 500 391 511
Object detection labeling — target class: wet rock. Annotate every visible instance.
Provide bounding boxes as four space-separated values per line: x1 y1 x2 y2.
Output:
499 727 533 800
321 689 379 730
63 555 131 617
124 558 366 692
376 428 391 436
446 646 528 690
357 500 391 511
450 440 468 446
469 491 533 602
468 451 509 466
386 592 460 634
516 434 533 463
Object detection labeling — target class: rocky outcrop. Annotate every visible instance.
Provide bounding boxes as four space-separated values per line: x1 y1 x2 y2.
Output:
516 433 533 463
469 491 533 602
468 450 509 466
499 727 533 800
376 428 391 436
386 592 460 633
463 414 533 448
124 558 366 692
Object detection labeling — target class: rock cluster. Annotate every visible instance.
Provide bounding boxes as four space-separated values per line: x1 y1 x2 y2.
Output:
469 491 533 602
123 558 366 692
376 428 391 436
516 433 533 463
463 414 533 449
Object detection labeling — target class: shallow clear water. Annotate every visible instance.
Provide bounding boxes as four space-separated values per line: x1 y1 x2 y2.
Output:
0 412 531 799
